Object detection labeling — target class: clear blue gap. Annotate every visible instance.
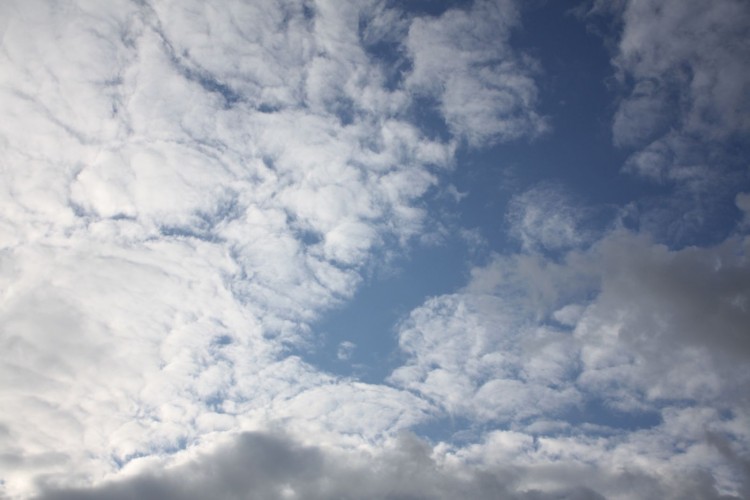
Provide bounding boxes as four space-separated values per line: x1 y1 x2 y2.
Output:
410 414 481 445
303 233 471 384
562 397 663 431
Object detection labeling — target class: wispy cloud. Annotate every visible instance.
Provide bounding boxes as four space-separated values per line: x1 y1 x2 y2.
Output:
609 0 750 182
405 0 549 147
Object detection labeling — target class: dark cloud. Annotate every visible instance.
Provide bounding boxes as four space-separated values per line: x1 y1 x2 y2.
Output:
36 431 609 500
37 429 749 500
597 233 750 361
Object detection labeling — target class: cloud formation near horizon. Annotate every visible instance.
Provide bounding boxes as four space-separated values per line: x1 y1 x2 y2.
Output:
1 0 749 499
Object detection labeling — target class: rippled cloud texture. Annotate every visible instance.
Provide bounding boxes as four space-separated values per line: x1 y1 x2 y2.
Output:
1 0 749 499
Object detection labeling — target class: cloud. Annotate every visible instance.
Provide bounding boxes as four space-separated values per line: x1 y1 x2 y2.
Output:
6 0 748 498
574 231 750 406
388 214 750 495
405 0 548 147
606 0 750 183
506 184 597 253
36 427 750 500
0 0 551 496
389 291 582 423
575 0 750 248
393 226 750 415
34 431 591 500
614 0 750 142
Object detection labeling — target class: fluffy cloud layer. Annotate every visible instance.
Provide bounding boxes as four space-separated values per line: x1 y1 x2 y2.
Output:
0 0 546 496
1 0 749 499
390 207 750 497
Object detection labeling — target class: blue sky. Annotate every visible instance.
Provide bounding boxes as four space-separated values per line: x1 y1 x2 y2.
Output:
1 0 749 498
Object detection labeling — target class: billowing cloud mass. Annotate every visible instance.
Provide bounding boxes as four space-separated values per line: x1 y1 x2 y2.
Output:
1 0 749 499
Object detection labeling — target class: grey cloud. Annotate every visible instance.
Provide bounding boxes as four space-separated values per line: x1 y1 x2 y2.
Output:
597 233 750 359
37 429 746 500
575 232 750 409
614 0 750 143
35 431 609 500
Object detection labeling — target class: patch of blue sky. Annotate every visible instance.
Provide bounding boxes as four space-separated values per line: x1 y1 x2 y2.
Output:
409 414 483 445
561 396 663 432
304 234 472 383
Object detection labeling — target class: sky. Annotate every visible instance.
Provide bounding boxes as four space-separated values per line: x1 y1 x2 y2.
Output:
0 0 749 499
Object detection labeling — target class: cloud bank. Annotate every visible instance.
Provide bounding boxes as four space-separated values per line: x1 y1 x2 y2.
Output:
1 0 749 499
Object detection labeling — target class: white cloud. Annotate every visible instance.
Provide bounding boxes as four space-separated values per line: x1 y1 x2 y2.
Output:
608 0 750 182
405 0 548 147
8 0 746 498
419 227 750 416
388 217 750 495
506 184 594 253
0 0 550 496
389 281 583 423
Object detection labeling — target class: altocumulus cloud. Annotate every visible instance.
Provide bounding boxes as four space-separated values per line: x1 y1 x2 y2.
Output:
1 0 750 499
0 0 536 495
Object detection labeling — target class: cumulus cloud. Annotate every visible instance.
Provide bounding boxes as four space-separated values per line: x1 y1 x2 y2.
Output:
389 217 750 496
574 232 750 406
3 0 747 498
390 292 582 423
613 0 750 143
393 226 750 414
